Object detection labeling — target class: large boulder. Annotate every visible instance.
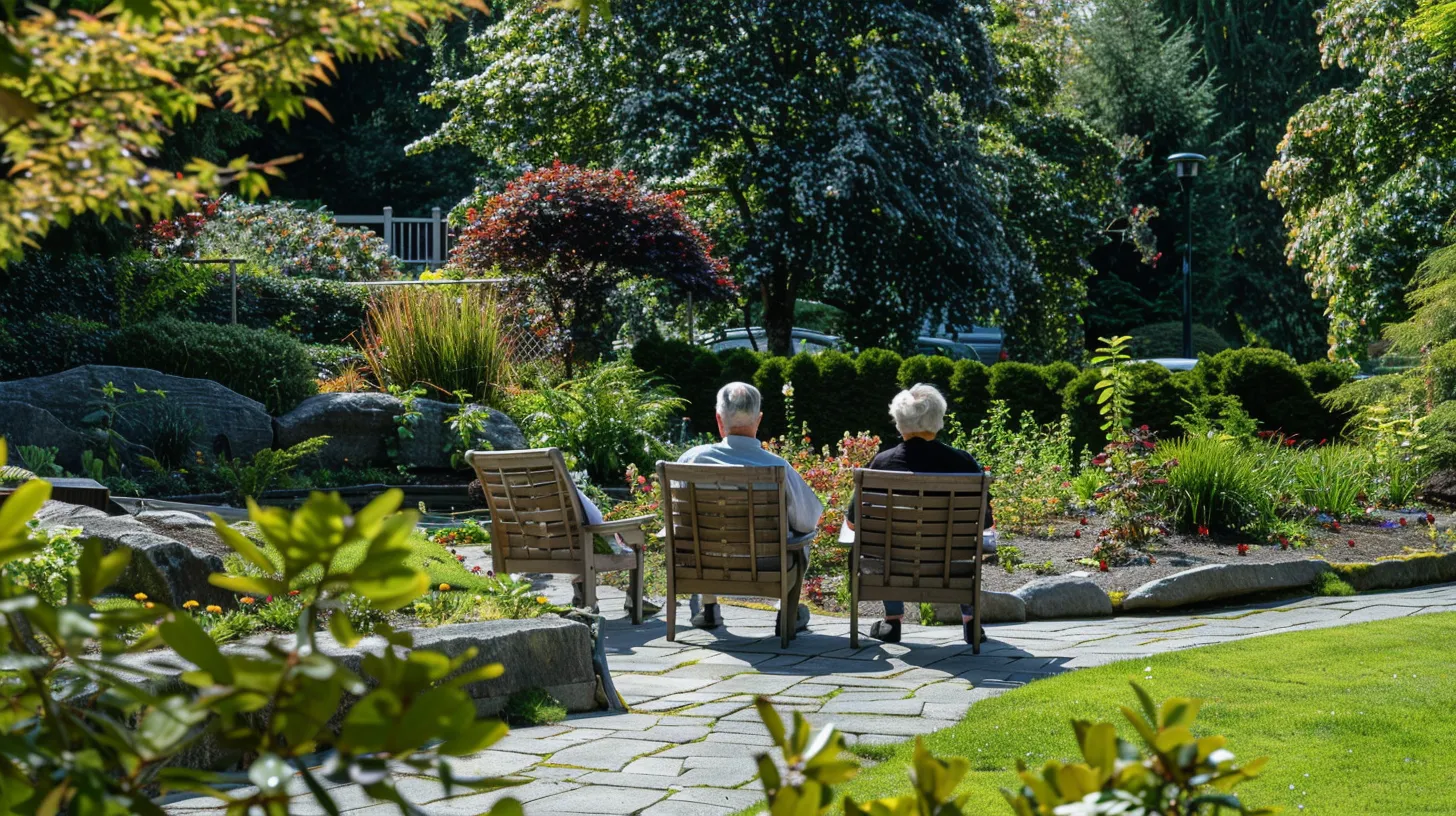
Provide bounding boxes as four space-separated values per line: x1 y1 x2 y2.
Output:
1121 561 1332 612
1012 576 1114 619
274 392 527 471
0 401 91 472
1336 552 1456 592
0 366 271 462
32 501 233 608
926 591 1026 624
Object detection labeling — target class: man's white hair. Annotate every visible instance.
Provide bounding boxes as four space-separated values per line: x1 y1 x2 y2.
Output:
716 381 762 430
889 383 947 435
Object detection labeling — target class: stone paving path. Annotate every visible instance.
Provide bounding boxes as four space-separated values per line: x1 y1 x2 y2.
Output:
165 582 1456 816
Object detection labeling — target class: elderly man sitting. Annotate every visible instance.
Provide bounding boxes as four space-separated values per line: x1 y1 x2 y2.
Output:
676 381 824 631
853 383 995 645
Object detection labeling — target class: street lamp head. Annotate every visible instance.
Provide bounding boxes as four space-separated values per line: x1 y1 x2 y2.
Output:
1168 152 1207 181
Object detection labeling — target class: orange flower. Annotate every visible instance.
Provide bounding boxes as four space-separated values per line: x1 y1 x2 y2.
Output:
205 605 223 614
182 600 199 610
145 602 156 610
133 593 148 602
240 596 256 605
439 583 451 592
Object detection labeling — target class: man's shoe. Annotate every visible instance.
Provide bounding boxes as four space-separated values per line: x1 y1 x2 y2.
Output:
774 604 811 636
691 603 721 629
963 619 987 645
868 618 902 643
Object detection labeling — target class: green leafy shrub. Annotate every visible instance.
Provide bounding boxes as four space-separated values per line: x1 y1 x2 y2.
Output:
175 196 402 281
988 362 1063 428
1064 363 1192 453
898 354 956 394
1423 400 1456 469
0 449 523 815
813 349 860 444
754 355 792 438
949 357 991 426
359 287 515 405
1289 444 1372 518
189 274 372 343
1127 320 1231 357
955 401 1073 533
512 362 683 483
1300 359 1359 395
1195 347 1337 440
109 318 316 413
0 252 117 324
0 313 114 379
1432 339 1456 404
854 348 904 438
785 352 824 438
213 436 332 503
15 445 62 478
10 523 82 606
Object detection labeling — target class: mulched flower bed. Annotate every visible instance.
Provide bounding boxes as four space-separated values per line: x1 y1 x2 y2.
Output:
981 509 1454 595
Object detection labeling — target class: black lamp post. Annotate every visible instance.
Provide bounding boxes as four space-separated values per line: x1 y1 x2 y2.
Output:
1168 152 1206 359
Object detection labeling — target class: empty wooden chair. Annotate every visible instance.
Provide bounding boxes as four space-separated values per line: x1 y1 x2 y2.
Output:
658 462 803 648
466 448 649 623
847 469 992 652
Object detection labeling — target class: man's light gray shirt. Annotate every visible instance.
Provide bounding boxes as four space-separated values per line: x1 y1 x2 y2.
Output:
676 435 825 539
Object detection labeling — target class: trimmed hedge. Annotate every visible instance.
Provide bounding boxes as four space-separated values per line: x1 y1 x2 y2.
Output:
989 362 1065 428
0 314 114 380
1193 348 1341 441
0 253 117 325
110 319 316 414
1062 363 1193 453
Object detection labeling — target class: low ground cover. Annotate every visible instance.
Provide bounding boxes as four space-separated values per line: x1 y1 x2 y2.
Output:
828 612 1456 815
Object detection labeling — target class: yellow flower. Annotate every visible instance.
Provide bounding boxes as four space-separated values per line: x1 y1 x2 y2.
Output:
144 602 155 610
205 605 223 614
240 596 256 605
182 600 199 610
536 596 548 604
439 583 451 592
133 593 148 602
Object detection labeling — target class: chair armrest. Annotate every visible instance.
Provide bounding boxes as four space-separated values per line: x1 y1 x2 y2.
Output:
584 515 656 535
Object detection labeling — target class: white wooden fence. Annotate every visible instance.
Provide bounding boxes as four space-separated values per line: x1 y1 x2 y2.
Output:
335 207 452 271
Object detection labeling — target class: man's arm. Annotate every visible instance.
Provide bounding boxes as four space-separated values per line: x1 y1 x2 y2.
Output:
784 466 825 535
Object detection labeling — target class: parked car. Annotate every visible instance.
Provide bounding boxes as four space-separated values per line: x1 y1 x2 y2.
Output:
1136 357 1197 372
701 327 846 354
916 325 1005 365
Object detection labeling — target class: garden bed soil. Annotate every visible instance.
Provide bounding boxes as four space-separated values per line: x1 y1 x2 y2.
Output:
982 510 1453 595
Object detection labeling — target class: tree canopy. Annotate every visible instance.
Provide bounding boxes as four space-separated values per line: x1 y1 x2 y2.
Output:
0 0 481 261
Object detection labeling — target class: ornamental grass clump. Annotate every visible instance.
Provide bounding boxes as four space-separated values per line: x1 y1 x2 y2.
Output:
1157 435 1279 535
360 286 515 405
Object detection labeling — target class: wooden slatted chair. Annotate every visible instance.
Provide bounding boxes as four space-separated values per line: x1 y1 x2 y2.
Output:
657 462 802 648
466 448 650 623
847 469 992 652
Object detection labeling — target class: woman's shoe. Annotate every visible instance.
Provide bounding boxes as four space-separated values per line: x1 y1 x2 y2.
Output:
868 618 902 643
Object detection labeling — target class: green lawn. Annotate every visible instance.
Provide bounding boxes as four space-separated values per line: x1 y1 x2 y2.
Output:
817 612 1456 815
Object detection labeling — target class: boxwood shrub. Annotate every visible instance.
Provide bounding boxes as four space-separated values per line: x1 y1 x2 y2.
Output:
0 314 115 380
1063 362 1193 453
110 319 316 414
1193 347 1339 441
1127 321 1231 358
989 361 1064 427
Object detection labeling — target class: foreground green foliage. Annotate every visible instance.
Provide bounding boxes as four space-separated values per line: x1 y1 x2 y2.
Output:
830 613 1456 815
0 438 522 815
748 682 1272 815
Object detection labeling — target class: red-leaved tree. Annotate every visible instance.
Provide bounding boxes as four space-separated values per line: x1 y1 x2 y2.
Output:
451 163 732 372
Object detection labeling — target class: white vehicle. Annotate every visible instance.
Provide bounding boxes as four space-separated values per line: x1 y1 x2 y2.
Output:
1135 357 1198 371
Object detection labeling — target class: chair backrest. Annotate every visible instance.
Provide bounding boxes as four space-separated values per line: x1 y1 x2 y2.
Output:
852 469 990 589
657 462 788 582
465 448 584 566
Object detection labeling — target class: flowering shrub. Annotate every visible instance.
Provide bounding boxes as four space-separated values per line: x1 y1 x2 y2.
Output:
449 163 733 369
150 196 402 281
952 402 1074 534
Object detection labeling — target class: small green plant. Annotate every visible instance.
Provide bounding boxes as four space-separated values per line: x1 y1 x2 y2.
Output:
79 448 110 481
1312 571 1357 597
9 523 83 605
999 544 1025 573
16 445 62 478
1092 334 1135 441
386 384 426 468
212 435 331 503
952 401 1074 533
1017 559 1056 576
917 602 943 626
503 687 567 727
847 742 898 763
445 389 493 470
1290 444 1370 518
1157 435 1278 535
1071 465 1104 505
1360 404 1433 507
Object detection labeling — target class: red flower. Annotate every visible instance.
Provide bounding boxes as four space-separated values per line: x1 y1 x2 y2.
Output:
1332 521 1341 531
1284 439 1297 447
1279 536 1289 550
1091 452 1108 466
1236 543 1250 556
1399 517 1408 527
456 554 466 563
1079 517 1088 526
1347 539 1357 548
1426 513 1437 524
471 565 483 574
1073 529 1082 538
1197 525 1209 537
1098 560 1109 572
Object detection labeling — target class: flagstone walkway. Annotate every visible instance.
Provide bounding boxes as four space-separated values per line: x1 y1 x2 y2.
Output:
164 582 1456 816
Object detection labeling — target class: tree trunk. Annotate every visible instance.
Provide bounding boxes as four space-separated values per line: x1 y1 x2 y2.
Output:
762 276 796 357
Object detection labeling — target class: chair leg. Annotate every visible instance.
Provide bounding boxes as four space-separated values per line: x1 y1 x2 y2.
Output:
582 565 598 613
666 566 676 642
629 550 644 626
849 549 860 650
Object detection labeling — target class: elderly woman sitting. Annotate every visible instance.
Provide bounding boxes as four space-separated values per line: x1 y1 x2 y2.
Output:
857 383 995 645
